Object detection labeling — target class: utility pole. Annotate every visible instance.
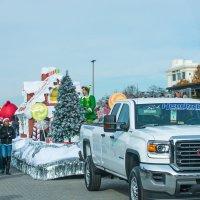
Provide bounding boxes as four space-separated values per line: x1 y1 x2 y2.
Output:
91 60 96 96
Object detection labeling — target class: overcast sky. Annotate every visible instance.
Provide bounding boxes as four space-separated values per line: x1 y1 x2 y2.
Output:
0 0 200 105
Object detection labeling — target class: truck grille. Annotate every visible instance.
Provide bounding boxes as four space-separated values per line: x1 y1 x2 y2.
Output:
175 141 200 170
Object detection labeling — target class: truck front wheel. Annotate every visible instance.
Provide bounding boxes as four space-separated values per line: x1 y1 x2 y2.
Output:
129 167 144 200
84 156 101 191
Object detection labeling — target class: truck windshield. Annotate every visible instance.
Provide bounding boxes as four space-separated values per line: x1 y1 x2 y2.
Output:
135 103 200 129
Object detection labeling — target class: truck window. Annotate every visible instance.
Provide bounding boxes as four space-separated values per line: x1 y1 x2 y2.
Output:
117 104 130 125
136 103 200 129
111 103 121 116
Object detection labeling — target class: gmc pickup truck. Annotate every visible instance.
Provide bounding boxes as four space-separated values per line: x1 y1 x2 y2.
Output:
80 98 200 200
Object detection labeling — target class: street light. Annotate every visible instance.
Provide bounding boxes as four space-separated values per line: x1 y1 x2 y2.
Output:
91 60 96 96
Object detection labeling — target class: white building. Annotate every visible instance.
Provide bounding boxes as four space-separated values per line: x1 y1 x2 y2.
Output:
166 59 199 88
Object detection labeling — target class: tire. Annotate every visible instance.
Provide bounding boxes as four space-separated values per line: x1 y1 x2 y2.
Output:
84 156 101 191
129 166 144 200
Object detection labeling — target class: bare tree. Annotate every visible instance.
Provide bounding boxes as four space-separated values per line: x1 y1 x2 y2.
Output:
96 95 109 108
123 85 138 98
147 85 166 97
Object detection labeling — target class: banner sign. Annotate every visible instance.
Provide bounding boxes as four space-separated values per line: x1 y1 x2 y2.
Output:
161 103 200 111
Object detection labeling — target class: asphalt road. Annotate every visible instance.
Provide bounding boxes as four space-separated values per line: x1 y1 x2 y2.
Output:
0 168 129 200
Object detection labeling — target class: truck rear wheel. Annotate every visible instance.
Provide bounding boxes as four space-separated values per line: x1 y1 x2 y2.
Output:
129 167 144 200
84 156 101 191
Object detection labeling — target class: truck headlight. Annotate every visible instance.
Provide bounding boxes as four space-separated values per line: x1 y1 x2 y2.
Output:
147 141 170 154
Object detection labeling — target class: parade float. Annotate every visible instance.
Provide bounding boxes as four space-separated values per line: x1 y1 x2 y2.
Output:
12 68 128 180
15 67 81 139
12 68 84 180
12 138 83 180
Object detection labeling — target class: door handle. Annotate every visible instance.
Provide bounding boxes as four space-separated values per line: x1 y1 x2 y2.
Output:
110 135 115 139
101 133 105 137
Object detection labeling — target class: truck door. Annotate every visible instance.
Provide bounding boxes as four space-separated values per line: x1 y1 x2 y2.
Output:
92 126 104 166
101 103 121 168
109 103 130 176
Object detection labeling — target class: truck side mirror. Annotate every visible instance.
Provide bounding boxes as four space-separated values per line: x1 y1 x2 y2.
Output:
104 115 117 132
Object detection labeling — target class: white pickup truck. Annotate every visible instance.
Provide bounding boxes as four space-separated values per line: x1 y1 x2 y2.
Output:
80 98 200 200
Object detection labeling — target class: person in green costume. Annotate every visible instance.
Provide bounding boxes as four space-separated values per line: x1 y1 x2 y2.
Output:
80 86 97 123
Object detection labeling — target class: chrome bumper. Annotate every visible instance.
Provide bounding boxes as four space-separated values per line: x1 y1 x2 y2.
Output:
139 163 200 196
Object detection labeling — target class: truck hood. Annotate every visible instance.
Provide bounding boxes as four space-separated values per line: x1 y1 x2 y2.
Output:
142 125 200 141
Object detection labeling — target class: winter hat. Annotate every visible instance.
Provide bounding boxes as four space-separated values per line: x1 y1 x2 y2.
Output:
82 85 91 94
3 118 10 123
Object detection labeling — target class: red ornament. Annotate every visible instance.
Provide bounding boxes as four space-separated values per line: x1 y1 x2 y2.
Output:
0 101 18 120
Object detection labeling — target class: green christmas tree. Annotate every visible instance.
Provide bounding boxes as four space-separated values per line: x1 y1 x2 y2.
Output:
51 71 84 142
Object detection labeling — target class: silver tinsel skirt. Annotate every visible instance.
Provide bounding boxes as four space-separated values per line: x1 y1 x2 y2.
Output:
11 139 84 180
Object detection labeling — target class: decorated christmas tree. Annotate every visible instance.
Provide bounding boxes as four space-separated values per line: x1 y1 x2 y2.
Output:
51 71 84 143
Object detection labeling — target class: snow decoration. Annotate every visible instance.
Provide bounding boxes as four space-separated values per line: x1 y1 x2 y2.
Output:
11 139 84 180
73 81 82 95
23 81 44 95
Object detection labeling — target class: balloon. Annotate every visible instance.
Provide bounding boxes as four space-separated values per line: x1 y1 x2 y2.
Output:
0 101 18 119
108 93 127 109
0 107 2 118
31 103 48 121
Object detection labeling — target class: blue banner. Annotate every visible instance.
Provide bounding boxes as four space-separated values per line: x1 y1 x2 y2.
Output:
161 103 200 111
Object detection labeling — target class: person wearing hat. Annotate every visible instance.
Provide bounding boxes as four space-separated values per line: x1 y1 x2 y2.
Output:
0 118 15 175
80 86 97 123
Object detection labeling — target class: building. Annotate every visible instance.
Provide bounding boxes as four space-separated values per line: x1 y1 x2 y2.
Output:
167 59 199 88
166 59 200 98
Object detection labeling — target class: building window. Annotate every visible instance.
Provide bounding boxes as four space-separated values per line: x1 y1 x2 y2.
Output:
172 73 176 81
182 72 185 79
177 72 181 80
